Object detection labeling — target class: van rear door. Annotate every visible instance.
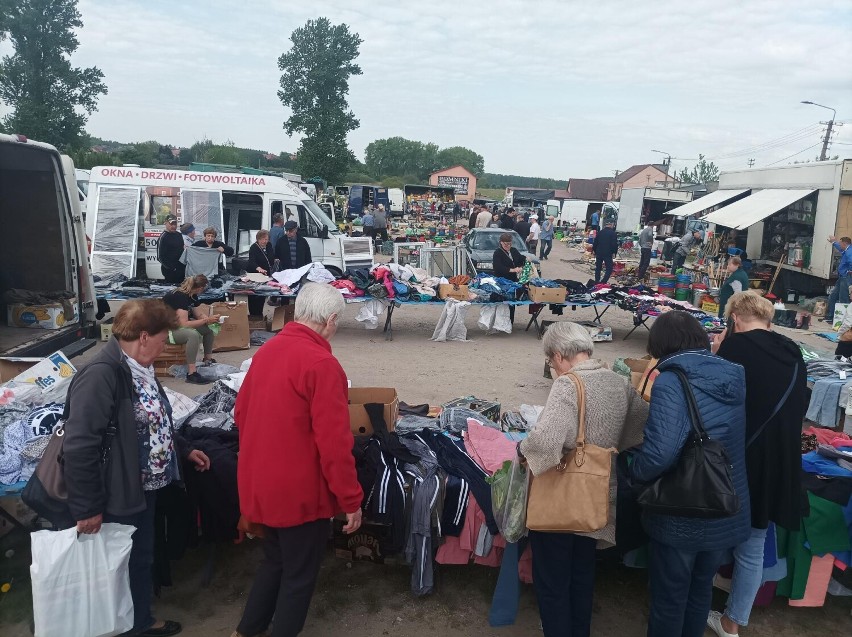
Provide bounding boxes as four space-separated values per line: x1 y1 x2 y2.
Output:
0 136 95 356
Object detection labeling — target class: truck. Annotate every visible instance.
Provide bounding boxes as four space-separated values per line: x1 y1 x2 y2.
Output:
700 160 852 294
0 134 96 357
388 188 404 215
85 166 374 280
347 184 390 219
615 187 692 233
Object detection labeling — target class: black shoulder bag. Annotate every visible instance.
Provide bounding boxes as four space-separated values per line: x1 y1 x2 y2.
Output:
22 383 117 528
637 369 740 519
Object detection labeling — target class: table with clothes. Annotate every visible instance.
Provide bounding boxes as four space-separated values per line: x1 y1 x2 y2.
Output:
804 358 852 431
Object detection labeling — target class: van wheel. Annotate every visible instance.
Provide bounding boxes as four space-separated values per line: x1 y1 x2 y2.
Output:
325 266 343 278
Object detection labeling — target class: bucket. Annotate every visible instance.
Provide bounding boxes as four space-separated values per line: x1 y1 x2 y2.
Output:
693 289 706 307
649 276 660 289
675 288 690 301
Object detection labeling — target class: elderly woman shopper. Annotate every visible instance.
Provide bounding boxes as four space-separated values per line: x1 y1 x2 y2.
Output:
163 275 221 385
519 322 649 637
706 292 806 637
63 299 211 637
629 311 750 637
193 226 234 256
232 283 363 637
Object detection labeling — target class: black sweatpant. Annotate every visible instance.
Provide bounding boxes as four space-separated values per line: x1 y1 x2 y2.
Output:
529 531 597 637
638 247 652 279
237 519 330 637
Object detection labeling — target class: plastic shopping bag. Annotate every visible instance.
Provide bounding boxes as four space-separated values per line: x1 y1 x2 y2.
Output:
487 458 529 543
31 523 135 637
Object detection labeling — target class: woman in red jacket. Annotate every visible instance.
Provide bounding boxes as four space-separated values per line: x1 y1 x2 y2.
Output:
232 283 363 637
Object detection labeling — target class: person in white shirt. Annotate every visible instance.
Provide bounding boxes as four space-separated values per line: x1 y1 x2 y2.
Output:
528 217 541 253
476 207 492 228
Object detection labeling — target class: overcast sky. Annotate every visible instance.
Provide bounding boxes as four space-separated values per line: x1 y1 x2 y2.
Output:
11 0 852 179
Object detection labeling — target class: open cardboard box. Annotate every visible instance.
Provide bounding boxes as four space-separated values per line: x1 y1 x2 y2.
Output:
349 387 398 436
624 356 658 401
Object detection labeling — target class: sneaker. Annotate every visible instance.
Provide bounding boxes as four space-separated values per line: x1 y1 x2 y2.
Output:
185 372 212 385
707 610 737 637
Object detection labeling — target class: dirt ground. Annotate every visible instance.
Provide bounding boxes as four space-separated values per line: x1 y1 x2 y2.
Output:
1 239 849 636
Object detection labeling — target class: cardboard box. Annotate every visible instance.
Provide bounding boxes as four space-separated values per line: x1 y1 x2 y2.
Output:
7 297 79 330
528 285 567 304
248 315 267 331
209 301 250 352
349 387 399 436
438 284 469 301
701 301 720 315
9 351 76 392
0 356 41 382
267 305 295 332
622 356 659 401
332 518 399 564
100 319 114 342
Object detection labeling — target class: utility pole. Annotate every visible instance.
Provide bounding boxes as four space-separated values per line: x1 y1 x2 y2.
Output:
747 158 755 168
819 119 835 161
801 101 836 161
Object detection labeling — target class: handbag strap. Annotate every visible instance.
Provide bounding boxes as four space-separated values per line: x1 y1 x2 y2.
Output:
746 363 799 448
564 372 589 467
670 369 710 441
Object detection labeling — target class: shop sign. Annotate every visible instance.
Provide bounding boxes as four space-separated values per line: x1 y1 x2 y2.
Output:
437 175 469 195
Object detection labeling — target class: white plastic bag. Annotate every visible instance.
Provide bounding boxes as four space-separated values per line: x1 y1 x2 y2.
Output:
355 299 385 329
31 523 135 637
432 299 470 342
478 304 513 334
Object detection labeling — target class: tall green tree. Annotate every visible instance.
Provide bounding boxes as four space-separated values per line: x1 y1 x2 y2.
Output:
676 154 720 185
364 137 440 181
278 17 362 185
436 146 484 177
0 0 106 149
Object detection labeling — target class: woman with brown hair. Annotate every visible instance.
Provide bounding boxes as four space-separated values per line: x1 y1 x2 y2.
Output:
63 300 211 637
163 275 221 385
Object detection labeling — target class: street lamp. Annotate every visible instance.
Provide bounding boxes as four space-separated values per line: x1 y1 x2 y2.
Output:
801 101 837 161
651 149 672 188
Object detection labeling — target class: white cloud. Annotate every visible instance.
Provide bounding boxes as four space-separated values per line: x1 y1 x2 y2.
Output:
13 0 849 176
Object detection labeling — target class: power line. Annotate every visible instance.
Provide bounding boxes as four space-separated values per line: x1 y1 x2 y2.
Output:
764 143 822 167
708 125 824 160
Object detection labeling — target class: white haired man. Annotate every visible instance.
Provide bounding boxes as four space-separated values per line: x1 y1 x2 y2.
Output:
232 283 363 637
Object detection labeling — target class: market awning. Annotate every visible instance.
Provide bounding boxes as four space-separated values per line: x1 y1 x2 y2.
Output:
668 188 750 218
702 188 817 229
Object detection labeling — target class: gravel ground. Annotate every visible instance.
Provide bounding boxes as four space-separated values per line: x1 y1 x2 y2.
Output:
2 238 848 637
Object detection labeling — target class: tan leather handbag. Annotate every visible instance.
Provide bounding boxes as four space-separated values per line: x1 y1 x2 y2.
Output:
526 372 617 533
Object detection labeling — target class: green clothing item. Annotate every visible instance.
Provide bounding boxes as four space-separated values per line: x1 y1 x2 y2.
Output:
776 493 849 600
718 267 749 317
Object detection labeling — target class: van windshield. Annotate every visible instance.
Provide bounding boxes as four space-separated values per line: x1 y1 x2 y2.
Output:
304 198 339 233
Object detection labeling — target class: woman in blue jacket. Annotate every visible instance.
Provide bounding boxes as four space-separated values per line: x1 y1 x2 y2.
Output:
629 311 751 637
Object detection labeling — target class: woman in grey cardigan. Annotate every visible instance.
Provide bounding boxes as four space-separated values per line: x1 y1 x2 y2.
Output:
519 322 648 637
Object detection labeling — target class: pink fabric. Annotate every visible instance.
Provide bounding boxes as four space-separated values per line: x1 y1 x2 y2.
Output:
803 426 850 447
372 266 395 298
436 536 471 564
788 554 834 607
464 421 518 474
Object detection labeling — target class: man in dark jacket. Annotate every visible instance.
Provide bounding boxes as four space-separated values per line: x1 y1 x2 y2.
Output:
274 220 312 270
157 215 186 283
500 208 516 230
593 220 618 283
513 214 531 242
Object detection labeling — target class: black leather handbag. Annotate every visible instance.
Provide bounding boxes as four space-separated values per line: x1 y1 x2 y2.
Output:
637 369 740 519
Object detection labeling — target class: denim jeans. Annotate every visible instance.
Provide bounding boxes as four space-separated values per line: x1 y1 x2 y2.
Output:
827 273 851 323
725 527 769 626
647 540 726 637
104 490 157 634
595 256 614 283
672 252 686 274
529 531 597 637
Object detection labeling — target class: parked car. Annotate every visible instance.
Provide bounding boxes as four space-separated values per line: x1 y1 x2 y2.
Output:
463 228 542 276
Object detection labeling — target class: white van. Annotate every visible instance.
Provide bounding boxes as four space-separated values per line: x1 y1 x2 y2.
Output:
84 167 373 280
0 135 96 356
388 188 404 215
